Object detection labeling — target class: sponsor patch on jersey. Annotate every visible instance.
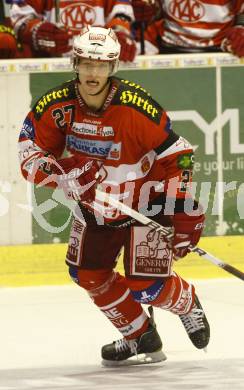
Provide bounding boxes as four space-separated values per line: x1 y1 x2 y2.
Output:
130 226 173 277
108 142 121 160
66 218 86 266
66 135 112 157
72 122 114 137
113 81 163 124
121 79 150 94
19 118 35 140
34 85 73 119
177 153 194 169
120 90 161 122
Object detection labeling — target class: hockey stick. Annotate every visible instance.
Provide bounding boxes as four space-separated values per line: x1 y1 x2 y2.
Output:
0 1 4 24
55 0 60 24
140 22 145 55
95 189 244 281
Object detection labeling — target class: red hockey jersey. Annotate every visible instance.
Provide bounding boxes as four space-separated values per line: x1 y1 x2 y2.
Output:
11 0 134 38
144 0 244 52
18 77 194 223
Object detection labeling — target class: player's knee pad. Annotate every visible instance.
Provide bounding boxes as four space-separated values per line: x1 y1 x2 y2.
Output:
127 272 195 315
68 266 116 294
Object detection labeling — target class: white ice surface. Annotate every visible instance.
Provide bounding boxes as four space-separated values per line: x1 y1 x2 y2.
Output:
0 279 244 389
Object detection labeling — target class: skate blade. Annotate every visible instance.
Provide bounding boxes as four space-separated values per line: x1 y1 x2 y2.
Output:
102 350 167 367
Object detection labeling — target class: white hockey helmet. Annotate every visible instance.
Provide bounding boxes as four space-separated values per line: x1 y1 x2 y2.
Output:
73 26 121 75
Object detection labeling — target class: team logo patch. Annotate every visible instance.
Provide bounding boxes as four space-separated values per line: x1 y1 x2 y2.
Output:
168 0 205 23
177 153 194 169
141 156 150 174
108 142 121 160
60 3 96 32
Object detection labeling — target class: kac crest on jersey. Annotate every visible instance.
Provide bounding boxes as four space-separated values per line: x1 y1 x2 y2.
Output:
60 3 96 32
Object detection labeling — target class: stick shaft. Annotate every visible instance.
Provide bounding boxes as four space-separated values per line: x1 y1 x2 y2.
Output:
190 246 244 281
55 0 60 24
95 189 173 239
95 189 244 281
140 22 145 55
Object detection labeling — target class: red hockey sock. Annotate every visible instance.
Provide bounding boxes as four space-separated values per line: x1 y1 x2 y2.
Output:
77 269 149 339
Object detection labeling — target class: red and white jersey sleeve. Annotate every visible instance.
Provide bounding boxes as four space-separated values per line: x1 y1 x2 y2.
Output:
159 0 242 49
10 0 134 38
18 83 71 185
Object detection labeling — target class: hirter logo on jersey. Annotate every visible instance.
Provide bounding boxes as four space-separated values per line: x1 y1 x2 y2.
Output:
168 0 205 23
34 87 70 119
61 3 96 32
118 90 161 123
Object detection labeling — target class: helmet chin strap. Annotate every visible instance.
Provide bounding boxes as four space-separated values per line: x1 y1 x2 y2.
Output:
87 78 110 96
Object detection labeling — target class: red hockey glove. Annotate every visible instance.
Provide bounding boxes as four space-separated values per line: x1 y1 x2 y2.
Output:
221 26 244 58
32 21 72 55
115 31 136 62
132 0 156 23
53 156 101 203
172 211 205 260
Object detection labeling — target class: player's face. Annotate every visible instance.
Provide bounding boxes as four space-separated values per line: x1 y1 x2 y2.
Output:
77 58 111 95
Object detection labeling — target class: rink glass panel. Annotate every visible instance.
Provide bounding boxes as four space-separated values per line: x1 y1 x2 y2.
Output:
29 64 244 243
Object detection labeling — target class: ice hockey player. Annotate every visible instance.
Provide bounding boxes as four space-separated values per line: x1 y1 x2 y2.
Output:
10 0 136 61
132 0 244 58
18 25 210 366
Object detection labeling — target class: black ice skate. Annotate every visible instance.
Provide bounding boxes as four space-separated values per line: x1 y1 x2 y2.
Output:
101 307 166 366
179 294 210 349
